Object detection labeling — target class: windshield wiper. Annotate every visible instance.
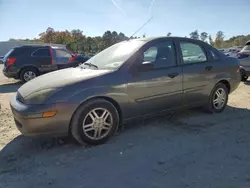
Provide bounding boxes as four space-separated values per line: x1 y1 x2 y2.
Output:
80 62 98 69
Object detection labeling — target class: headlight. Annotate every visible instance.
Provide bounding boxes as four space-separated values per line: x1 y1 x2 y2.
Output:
24 88 60 105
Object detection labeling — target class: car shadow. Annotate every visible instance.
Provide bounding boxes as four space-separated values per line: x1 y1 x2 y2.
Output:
0 81 22 93
1 105 250 187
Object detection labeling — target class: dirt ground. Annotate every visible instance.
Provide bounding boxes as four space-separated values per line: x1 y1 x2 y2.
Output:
1 64 250 188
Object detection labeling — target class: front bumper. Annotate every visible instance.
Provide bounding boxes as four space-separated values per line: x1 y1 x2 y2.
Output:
10 96 77 136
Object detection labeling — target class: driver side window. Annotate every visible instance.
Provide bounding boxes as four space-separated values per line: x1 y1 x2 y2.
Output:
142 41 176 68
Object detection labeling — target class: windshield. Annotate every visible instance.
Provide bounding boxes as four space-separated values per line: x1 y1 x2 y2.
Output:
80 40 145 70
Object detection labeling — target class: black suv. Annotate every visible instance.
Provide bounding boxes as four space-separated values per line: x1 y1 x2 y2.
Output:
2 45 89 82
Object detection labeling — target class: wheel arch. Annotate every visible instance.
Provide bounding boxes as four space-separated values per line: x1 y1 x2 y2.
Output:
68 96 123 134
216 79 231 93
18 65 40 78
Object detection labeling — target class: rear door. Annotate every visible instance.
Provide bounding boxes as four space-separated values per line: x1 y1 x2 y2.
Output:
31 47 56 72
177 39 217 106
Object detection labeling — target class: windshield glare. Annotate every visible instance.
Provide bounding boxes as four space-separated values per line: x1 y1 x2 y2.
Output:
81 40 145 70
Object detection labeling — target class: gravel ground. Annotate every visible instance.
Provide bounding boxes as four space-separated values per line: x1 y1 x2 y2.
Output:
1 64 250 188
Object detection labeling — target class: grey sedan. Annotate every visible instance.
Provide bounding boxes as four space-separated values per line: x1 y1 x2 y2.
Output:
10 37 241 145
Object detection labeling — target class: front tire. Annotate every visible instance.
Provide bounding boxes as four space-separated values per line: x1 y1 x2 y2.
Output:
71 99 119 145
206 83 229 113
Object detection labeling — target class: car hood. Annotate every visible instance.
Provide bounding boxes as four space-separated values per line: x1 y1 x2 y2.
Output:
239 58 250 66
18 68 112 98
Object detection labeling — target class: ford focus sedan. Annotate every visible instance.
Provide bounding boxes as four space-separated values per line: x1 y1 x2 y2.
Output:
10 37 241 145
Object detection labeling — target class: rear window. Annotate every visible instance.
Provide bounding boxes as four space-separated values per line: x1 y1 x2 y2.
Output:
32 48 50 57
3 49 14 60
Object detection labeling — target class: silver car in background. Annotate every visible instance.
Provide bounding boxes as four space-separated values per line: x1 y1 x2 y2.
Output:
237 41 250 81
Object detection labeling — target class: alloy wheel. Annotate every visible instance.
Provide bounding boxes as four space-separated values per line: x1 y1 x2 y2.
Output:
82 108 113 140
213 88 226 110
23 71 36 81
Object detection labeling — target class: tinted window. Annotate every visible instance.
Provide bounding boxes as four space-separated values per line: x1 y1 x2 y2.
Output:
55 49 72 58
32 49 50 57
142 41 176 68
180 42 207 64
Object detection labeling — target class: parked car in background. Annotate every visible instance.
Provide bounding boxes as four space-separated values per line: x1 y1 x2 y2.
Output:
224 48 238 58
2 45 89 82
237 40 250 81
10 37 241 145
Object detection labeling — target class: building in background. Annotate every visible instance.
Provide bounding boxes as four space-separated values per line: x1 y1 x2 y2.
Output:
0 41 66 56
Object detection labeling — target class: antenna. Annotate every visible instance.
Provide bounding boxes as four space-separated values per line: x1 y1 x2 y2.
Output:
130 16 154 39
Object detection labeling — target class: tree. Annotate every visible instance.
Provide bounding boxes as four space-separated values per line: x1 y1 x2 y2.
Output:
118 32 128 42
189 30 199 40
102 31 113 48
111 31 119 45
39 27 55 43
34 27 250 54
200 32 208 42
208 35 214 46
214 31 224 48
167 32 171 37
71 29 83 40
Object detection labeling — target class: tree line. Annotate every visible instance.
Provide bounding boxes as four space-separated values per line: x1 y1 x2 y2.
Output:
189 30 250 49
9 27 250 55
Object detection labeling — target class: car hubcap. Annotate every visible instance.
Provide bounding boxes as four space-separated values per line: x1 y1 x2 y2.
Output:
213 88 226 109
24 71 36 81
82 108 113 140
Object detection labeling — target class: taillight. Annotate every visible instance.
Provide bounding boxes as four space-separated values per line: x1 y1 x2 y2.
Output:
6 57 16 66
49 48 53 64
68 55 77 63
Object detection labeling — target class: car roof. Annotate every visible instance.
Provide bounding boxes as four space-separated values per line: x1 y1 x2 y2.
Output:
134 36 201 43
15 45 65 49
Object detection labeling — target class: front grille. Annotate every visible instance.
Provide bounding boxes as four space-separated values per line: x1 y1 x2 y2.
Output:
16 92 25 103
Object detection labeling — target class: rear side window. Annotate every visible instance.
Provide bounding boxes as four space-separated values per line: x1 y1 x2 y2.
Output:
210 50 220 60
180 42 207 64
32 48 50 57
55 49 72 58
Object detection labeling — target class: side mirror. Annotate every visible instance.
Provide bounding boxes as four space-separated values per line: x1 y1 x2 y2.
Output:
139 61 154 71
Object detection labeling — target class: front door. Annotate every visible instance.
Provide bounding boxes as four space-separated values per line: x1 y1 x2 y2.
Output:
127 39 183 117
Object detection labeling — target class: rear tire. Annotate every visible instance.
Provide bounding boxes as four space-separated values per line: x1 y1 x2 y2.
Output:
206 83 228 113
20 67 39 83
71 99 119 145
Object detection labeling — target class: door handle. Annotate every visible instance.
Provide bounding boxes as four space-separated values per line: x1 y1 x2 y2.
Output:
205 66 213 71
168 72 179 78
